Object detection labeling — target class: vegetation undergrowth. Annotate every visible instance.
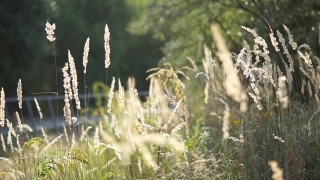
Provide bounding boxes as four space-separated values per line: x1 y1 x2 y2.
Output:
0 20 319 180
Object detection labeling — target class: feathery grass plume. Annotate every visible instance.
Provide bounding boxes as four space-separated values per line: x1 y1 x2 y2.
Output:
1 133 6 152
6 119 16 137
62 63 72 124
103 144 122 161
283 25 297 50
68 50 81 109
171 122 187 135
117 78 125 110
107 77 116 113
301 79 306 95
149 77 163 118
16 134 22 154
211 24 247 112
299 67 315 86
38 134 63 157
41 127 49 144
183 95 190 136
268 161 284 180
138 157 142 175
126 127 136 151
217 98 230 140
204 82 210 104
83 37 90 74
7 131 13 152
0 88 4 127
71 132 76 147
17 79 22 109
79 126 92 141
94 127 99 155
277 76 288 108
186 56 197 71
163 99 182 129
129 88 145 124
277 31 294 72
63 124 69 143
34 97 43 119
307 81 313 97
104 24 111 68
15 111 22 133
111 115 120 139
127 76 136 90
62 62 73 99
117 79 125 110
268 26 280 52
45 21 56 42
298 51 313 70
241 26 269 54
0 157 13 165
204 45 216 80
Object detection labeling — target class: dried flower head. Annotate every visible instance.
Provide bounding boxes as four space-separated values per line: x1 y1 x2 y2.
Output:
45 21 56 42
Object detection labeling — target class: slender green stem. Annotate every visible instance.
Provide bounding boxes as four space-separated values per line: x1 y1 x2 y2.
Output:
52 42 59 135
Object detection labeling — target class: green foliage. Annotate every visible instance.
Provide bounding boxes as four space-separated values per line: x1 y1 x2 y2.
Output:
134 0 320 69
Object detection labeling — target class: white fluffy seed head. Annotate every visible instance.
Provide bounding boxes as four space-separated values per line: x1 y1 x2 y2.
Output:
17 79 22 109
45 21 56 42
83 37 90 74
104 24 111 68
107 77 116 114
68 50 81 109
34 97 43 119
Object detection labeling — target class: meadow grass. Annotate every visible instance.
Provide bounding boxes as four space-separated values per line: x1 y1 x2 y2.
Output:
0 21 320 180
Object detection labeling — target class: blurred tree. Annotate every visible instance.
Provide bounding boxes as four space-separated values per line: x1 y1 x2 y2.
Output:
133 0 320 68
0 0 163 97
51 0 163 92
0 0 52 95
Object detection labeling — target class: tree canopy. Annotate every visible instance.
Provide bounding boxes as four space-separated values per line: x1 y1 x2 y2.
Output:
133 0 320 68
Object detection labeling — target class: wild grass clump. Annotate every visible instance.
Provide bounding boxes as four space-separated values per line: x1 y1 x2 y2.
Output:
0 22 189 179
0 19 320 180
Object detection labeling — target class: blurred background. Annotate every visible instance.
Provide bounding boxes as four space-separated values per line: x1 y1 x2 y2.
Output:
1 0 320 95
